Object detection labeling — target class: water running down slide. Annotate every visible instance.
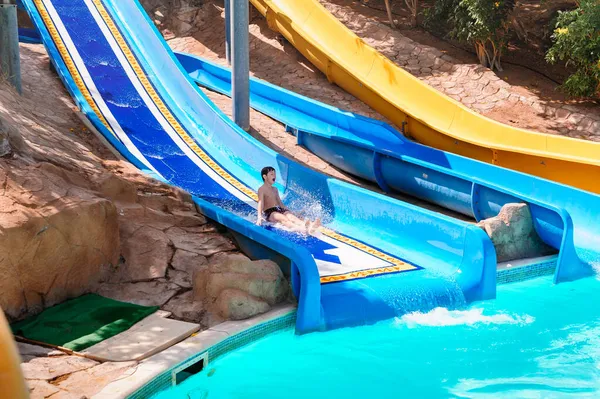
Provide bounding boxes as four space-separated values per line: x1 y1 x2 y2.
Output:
177 53 600 284
250 0 600 194
21 0 496 333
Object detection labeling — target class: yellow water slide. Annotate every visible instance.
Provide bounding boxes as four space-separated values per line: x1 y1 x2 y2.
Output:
0 309 28 398
251 0 600 193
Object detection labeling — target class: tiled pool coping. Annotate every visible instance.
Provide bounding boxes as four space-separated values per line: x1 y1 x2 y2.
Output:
94 256 557 398
92 304 297 399
496 254 557 285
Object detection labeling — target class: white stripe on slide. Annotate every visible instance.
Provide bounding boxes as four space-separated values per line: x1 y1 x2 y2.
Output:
42 0 158 175
316 234 391 274
47 0 391 269
88 1 394 269
83 0 257 207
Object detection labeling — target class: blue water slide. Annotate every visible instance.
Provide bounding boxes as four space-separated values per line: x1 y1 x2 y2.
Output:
177 53 600 283
15 0 42 44
20 0 496 334
18 27 42 44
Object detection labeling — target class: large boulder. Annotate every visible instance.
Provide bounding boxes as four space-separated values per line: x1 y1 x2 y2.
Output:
0 164 120 320
477 203 555 262
193 253 289 320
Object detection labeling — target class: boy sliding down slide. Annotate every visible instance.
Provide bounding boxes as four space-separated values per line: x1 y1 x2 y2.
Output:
256 166 321 235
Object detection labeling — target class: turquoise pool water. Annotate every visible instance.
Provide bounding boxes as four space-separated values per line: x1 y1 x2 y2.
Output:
153 275 600 398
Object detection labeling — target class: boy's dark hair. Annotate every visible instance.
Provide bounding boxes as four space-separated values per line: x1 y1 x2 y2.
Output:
261 166 275 182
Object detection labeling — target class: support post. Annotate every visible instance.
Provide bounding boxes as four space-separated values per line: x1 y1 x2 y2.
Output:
225 0 231 65
231 0 250 131
0 1 22 94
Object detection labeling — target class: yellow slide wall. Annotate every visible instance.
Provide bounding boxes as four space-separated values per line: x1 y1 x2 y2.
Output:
251 0 600 193
0 309 28 398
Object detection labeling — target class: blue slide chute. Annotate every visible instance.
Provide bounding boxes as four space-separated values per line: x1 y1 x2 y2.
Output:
177 53 600 284
21 0 496 333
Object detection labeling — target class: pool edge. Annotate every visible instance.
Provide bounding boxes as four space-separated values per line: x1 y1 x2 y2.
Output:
92 304 297 399
497 255 558 285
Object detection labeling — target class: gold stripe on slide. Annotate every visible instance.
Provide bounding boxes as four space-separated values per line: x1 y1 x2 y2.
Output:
90 0 258 203
320 227 417 271
320 265 412 284
91 0 417 279
34 0 116 137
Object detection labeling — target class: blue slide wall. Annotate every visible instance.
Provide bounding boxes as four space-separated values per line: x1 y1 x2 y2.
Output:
21 0 496 333
177 53 600 284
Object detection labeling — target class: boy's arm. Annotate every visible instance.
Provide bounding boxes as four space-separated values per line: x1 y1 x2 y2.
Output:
256 189 264 225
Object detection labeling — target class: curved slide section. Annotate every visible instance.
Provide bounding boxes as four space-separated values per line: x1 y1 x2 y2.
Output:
250 0 600 194
21 0 495 333
177 53 600 283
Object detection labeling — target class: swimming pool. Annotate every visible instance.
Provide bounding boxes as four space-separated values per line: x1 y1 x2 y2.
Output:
152 274 600 398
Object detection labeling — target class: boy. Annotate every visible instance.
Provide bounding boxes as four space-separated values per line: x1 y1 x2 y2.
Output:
256 166 321 234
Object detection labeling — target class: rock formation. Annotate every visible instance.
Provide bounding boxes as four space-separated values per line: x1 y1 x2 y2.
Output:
477 203 555 262
193 252 290 320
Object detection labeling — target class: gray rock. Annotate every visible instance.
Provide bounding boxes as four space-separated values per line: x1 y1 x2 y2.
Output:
477 203 555 262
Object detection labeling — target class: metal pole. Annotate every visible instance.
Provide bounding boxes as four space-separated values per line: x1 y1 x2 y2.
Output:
225 0 231 65
0 1 22 94
231 0 249 131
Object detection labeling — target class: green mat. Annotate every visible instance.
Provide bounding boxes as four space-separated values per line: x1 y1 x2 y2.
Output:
11 294 159 352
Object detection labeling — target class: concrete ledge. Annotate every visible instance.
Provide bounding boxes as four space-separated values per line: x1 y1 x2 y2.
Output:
82 314 200 362
92 304 296 399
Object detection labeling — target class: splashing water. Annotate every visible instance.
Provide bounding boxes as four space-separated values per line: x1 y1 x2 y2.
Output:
283 180 332 223
152 275 600 399
398 307 535 328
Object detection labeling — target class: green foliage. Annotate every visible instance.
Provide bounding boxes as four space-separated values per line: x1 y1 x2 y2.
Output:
424 0 516 71
546 0 600 98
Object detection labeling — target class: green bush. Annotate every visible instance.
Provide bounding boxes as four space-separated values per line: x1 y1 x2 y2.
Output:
546 0 600 98
424 0 516 71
